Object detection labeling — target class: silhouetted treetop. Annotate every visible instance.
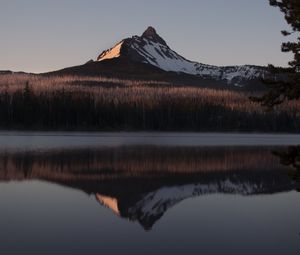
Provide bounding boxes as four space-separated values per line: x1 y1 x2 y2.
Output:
254 0 300 107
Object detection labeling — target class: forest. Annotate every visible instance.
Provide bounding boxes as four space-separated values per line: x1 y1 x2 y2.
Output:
0 74 299 132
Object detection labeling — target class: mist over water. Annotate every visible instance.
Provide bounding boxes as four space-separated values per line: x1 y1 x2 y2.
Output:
1 132 300 150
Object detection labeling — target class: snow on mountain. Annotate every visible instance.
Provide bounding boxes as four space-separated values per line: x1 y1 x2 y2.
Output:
97 26 267 86
126 180 264 227
95 177 281 230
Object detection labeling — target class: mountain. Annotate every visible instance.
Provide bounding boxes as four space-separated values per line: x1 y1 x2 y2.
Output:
0 70 13 75
95 170 294 230
0 70 32 75
0 164 295 230
0 146 296 230
96 26 267 87
47 27 270 89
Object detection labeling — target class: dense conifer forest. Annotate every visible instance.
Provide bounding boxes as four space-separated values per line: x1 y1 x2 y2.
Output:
0 74 299 132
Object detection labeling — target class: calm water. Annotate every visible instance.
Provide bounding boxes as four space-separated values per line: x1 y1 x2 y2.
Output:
0 132 300 255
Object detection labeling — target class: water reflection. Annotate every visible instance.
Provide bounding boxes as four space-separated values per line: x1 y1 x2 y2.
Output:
0 146 296 230
273 146 300 184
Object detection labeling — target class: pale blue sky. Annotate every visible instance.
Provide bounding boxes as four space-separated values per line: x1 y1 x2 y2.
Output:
0 0 292 73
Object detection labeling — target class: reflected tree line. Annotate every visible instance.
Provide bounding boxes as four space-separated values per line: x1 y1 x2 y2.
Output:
0 146 296 193
274 146 300 186
0 146 298 230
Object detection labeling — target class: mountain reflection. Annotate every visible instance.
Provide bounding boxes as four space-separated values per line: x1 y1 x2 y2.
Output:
0 146 297 230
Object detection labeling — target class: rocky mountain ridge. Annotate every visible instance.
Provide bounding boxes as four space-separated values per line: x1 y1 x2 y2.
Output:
97 26 268 87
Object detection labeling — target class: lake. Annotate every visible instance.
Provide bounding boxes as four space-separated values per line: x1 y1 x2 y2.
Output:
0 132 300 255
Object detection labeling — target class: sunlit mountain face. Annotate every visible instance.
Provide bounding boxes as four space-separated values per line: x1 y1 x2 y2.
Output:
48 27 279 89
0 146 296 230
96 27 268 87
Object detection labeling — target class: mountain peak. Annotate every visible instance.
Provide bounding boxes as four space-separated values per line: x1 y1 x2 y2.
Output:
141 26 167 46
142 26 158 37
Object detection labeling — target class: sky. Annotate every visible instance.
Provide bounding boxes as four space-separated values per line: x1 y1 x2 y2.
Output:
0 0 294 73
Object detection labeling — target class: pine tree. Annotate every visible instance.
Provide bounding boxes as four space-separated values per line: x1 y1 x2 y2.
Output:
255 0 300 107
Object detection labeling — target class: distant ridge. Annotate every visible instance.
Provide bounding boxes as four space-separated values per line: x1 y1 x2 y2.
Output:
0 70 13 75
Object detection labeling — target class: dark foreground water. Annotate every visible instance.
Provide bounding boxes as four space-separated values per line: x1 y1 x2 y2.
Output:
0 133 300 255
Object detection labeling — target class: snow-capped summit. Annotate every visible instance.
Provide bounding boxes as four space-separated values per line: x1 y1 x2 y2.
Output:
97 27 267 86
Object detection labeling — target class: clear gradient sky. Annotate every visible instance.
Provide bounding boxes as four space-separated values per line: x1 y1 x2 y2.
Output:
0 0 293 73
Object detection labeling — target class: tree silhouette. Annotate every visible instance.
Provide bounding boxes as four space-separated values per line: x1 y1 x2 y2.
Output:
255 0 300 107
273 146 300 185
